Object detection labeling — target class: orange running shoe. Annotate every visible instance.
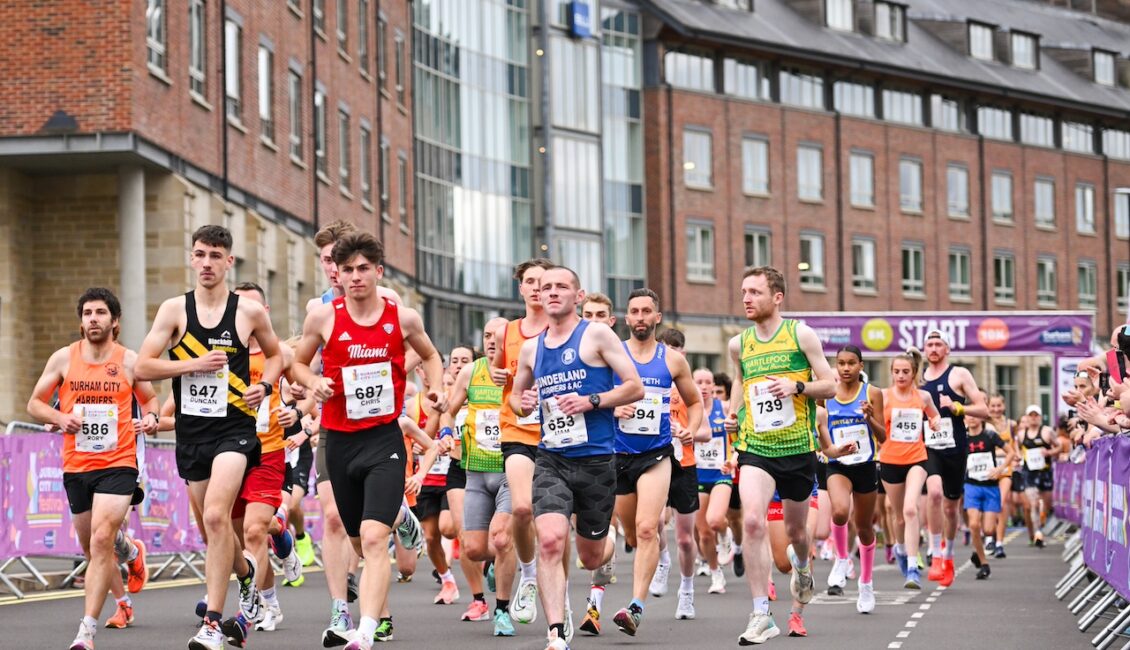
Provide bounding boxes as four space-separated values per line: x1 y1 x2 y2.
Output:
787 612 807 637
940 558 955 587
126 540 148 593
927 556 944 582
435 580 460 605
461 599 490 622
105 601 134 629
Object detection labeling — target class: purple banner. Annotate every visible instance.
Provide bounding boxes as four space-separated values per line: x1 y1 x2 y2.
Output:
1053 461 1084 526
127 445 203 555
787 311 1093 356
1 434 85 557
1080 437 1130 601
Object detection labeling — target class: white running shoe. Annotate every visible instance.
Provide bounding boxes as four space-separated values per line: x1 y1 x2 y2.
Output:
594 559 616 587
187 620 224 650
818 542 835 561
827 557 851 589
510 577 539 624
856 580 876 614
70 621 95 650
564 601 574 643
738 612 779 645
396 506 424 550
675 590 696 620
695 559 710 577
709 567 727 594
283 546 302 584
787 545 815 604
255 602 283 631
717 529 735 566
237 552 262 622
649 561 670 597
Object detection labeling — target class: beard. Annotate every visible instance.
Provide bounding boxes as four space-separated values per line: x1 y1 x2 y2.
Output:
632 323 655 341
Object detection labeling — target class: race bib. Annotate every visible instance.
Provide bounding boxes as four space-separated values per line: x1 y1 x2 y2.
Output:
343 362 395 420
695 436 726 470
255 401 271 433
517 395 541 426
474 409 502 452
182 365 228 417
74 404 118 453
428 454 452 476
926 418 956 450
890 408 923 443
618 388 668 436
541 395 588 449
967 451 994 482
748 382 796 432
1025 447 1047 472
455 408 468 434
286 445 300 468
832 424 871 466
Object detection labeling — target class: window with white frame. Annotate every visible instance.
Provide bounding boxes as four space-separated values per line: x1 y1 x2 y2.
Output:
902 243 925 296
288 71 303 159
1095 50 1116 86
949 248 972 300
395 35 405 104
189 0 206 95
850 152 874 207
744 228 771 268
724 58 768 100
1063 122 1095 154
379 140 389 208
1020 112 1054 147
336 0 348 51
1076 182 1095 234
1037 257 1057 307
686 222 715 281
969 23 994 61
826 0 853 30
900 158 923 212
359 0 370 74
225 18 242 118
947 164 969 217
338 108 350 189
313 0 325 32
360 125 372 204
1034 178 1055 228
799 232 826 288
1106 129 1130 161
398 155 409 224
979 106 1013 141
834 81 874 118
992 171 1013 221
1011 32 1037 69
996 366 1019 418
883 89 922 125
1118 264 1130 314
314 89 327 174
994 253 1016 303
258 45 274 142
683 129 713 189
147 0 167 72
932 95 963 132
1078 261 1097 309
1116 190 1130 239
875 2 905 42
779 67 825 109
742 136 769 195
665 51 714 92
797 145 823 201
852 238 876 291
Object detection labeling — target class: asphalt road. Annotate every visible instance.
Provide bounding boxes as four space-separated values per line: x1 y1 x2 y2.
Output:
1 528 1086 649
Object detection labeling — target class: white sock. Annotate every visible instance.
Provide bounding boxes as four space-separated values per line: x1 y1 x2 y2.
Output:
439 570 454 583
262 587 278 607
943 538 955 559
590 586 605 610
659 548 671 566
930 534 942 555
82 616 98 634
357 616 378 642
680 575 694 592
753 596 769 615
894 542 905 556
520 559 537 581
733 546 743 556
115 594 131 607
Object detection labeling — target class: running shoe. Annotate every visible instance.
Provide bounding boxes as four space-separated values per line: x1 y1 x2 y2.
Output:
717 529 735 566
857 581 875 614
733 551 746 577
594 560 616 587
787 544 814 604
126 540 148 593
237 554 261 622
927 556 944 582
493 609 515 637
695 559 711 577
787 612 807 637
885 545 895 565
827 557 851 590
709 567 727 594
971 551 982 568
71 621 95 650
283 574 306 588
255 603 283 631
462 599 490 622
904 566 922 590
895 549 909 578
649 561 670 597
486 561 496 593
188 619 224 650
194 596 208 620
738 612 779 645
676 590 696 620
282 539 303 584
545 631 569 650
220 613 251 648
994 544 1007 559
580 601 601 635
940 558 955 587
374 618 394 642
1034 531 1046 548
295 533 317 567
564 602 574 643
105 601 134 628
435 580 460 605
613 605 643 636
511 578 539 624
347 573 359 603
768 579 777 601
322 607 354 647
985 538 997 553
396 507 424 550
976 564 991 580
343 632 373 650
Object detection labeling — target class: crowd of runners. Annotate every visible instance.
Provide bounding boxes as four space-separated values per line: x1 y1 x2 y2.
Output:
31 220 1123 649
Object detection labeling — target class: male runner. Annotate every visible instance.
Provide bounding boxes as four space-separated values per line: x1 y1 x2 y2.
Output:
725 266 836 645
293 232 447 650
608 289 702 636
580 292 615 328
29 288 160 650
963 413 1016 578
1016 405 1061 547
509 266 645 650
136 225 283 650
492 257 554 625
920 329 988 587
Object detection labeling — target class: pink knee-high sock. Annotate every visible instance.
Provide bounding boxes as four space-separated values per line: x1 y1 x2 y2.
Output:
832 522 850 560
859 539 876 584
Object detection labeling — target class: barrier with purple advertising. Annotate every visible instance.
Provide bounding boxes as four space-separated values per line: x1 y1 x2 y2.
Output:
1075 437 1130 601
1054 460 1084 527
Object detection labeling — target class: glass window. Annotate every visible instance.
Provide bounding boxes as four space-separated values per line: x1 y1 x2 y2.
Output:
683 129 713 189
932 95 963 132
852 238 876 291
398 156 408 223
1106 129 1130 161
949 248 972 300
800 232 825 288
1011 32 1037 69
850 152 874 207
1078 261 1098 309
189 0 206 96
1020 112 1054 147
834 81 874 118
225 19 242 118
1037 257 1057 307
359 0 369 73
969 22 994 61
1095 50 1116 86
258 46 273 142
551 36 600 133
724 58 769 100
360 126 372 204
665 51 714 92
797 145 823 201
379 140 389 207
827 0 853 31
313 0 325 32
288 71 303 159
902 244 925 296
1118 264 1130 314
875 2 905 42
336 0 348 50
553 136 602 231
377 17 387 86
1034 178 1055 228
556 237 603 295
1038 365 1054 423
947 164 969 217
395 36 405 104
899 159 923 212
882 89 922 125
1063 122 1094 154
1116 190 1130 239
995 366 1019 418
314 89 327 174
338 109 350 189
686 222 715 281
992 171 1013 221
1076 183 1095 234
742 137 769 195
994 253 1016 303
146 0 166 71
745 228 771 267
978 106 1013 141
780 67 825 109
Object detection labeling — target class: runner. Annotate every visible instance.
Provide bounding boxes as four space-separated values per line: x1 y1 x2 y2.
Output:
608 289 702 637
693 368 733 607
444 317 519 636
724 266 837 645
508 265 645 650
492 257 554 627
759 483 821 638
1016 405 1061 547
985 394 1016 558
880 348 940 590
963 412 1017 579
284 405 317 575
921 329 989 587
28 288 160 650
819 346 886 613
292 231 447 650
135 225 283 650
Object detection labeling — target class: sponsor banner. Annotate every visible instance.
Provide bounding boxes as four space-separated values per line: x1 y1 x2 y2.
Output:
1075 437 1130 601
1053 460 1084 526
787 312 1092 356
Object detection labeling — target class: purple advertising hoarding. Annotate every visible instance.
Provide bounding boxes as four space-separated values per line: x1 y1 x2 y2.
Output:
1079 437 1130 601
786 311 1093 356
